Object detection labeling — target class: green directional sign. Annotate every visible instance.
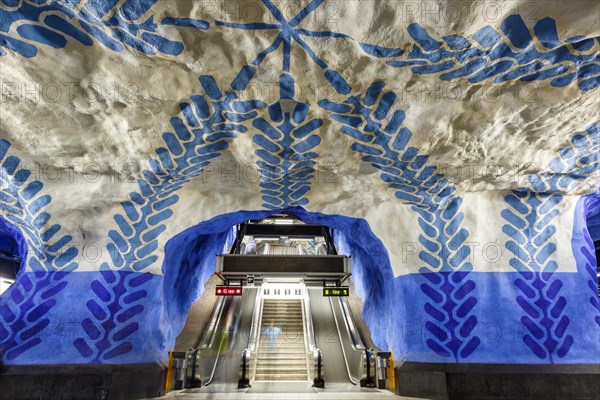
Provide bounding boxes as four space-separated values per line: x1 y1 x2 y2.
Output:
323 287 349 297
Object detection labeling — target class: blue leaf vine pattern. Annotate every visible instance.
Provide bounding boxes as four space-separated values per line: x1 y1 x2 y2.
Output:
2 0 597 93
501 123 600 361
82 75 481 361
319 81 480 361
72 270 154 362
0 270 70 361
581 211 600 328
252 73 323 209
0 139 78 361
215 3 599 93
0 0 208 57
101 76 263 273
384 15 600 91
0 0 592 364
0 140 79 272
71 76 266 360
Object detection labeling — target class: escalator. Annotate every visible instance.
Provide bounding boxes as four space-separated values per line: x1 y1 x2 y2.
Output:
176 214 377 391
308 287 376 386
185 287 257 387
180 283 375 390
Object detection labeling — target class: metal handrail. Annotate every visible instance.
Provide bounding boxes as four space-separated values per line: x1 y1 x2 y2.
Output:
238 349 249 388
186 295 229 386
339 297 375 386
330 296 375 386
330 296 358 385
205 295 242 385
195 295 226 351
303 289 324 387
249 291 264 383
339 297 361 347
238 287 263 387
313 348 323 387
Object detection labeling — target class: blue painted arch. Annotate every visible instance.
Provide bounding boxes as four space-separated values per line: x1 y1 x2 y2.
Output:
0 215 29 280
160 206 396 351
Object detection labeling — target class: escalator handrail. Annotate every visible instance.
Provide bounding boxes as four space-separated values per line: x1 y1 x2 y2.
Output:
339 297 365 350
250 294 265 382
193 295 227 351
186 295 228 386
247 286 264 355
313 347 324 385
204 295 243 385
303 290 318 351
302 292 324 384
238 287 263 385
330 297 360 385
336 297 375 385
238 348 249 388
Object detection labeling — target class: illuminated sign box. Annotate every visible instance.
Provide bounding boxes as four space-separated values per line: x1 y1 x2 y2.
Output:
216 286 243 296
322 287 349 297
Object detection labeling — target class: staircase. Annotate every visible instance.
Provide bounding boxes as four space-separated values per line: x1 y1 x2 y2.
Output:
255 299 308 381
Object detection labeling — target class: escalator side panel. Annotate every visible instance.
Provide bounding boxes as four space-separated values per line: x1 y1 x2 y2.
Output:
307 288 349 384
194 295 234 384
207 287 258 385
330 296 365 383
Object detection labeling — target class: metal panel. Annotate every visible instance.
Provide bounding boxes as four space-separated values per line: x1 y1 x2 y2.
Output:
244 224 325 237
216 255 350 276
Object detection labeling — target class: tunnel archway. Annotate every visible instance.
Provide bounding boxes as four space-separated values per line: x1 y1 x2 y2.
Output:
576 194 600 328
583 194 600 269
160 206 396 352
0 216 28 296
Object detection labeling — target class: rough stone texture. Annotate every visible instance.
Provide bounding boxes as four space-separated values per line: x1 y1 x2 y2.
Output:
0 0 598 372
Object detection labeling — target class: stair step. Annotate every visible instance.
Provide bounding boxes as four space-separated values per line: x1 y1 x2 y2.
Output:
259 299 305 368
258 349 306 353
258 342 305 346
260 324 303 327
259 343 305 346
259 335 304 339
255 374 307 381
262 307 301 309
259 341 305 344
259 342 306 347
257 352 306 357
261 319 303 322
256 362 305 367
257 365 307 369
256 368 307 374
256 359 307 364
257 358 306 363
258 346 305 354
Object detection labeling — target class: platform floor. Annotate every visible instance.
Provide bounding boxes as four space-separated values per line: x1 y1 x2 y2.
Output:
153 383 420 400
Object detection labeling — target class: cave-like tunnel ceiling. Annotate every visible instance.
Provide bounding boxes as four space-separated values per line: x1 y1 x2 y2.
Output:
0 0 599 367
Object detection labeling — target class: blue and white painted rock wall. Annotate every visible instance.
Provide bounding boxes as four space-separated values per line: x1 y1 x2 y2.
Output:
0 0 599 366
